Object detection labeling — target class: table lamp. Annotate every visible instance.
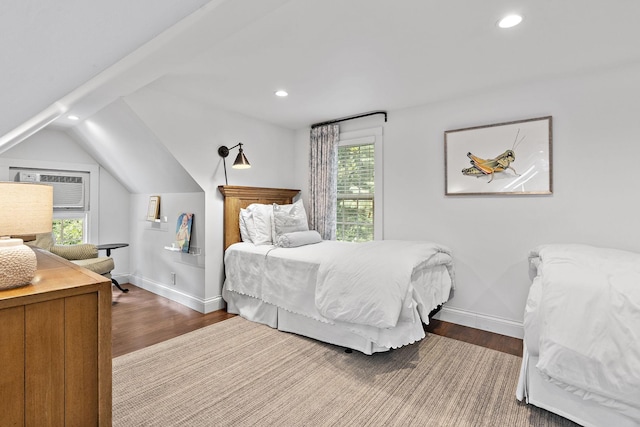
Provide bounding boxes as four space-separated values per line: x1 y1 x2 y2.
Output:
0 182 53 289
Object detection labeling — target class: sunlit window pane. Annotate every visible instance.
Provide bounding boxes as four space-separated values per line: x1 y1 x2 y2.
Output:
52 218 84 245
336 143 374 242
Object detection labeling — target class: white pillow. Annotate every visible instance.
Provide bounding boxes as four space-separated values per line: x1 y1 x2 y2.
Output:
270 203 289 243
248 203 274 245
239 208 252 243
272 199 309 242
277 230 322 248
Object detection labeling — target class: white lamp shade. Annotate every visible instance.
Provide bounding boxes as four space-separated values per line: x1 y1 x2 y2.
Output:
0 182 53 237
0 183 53 289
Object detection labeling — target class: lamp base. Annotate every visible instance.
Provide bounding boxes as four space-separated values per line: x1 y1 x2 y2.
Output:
0 238 37 290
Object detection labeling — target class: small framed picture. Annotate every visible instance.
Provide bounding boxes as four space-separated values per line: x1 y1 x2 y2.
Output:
146 196 161 221
175 213 193 253
445 116 553 195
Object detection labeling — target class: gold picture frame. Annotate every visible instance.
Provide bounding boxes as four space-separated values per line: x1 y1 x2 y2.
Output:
146 196 161 221
445 116 553 195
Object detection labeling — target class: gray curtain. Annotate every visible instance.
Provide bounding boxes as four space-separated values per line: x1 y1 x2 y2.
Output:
308 124 339 240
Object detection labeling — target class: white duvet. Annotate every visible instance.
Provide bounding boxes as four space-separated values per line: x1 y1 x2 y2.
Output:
527 244 640 420
223 240 453 346
316 240 453 328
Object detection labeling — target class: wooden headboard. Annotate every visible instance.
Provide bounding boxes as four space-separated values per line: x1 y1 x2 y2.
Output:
218 185 300 251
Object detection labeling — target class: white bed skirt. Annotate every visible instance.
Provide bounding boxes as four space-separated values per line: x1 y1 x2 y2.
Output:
224 290 424 355
517 350 639 427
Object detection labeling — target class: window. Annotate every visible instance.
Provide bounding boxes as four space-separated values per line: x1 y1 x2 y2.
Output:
4 163 98 242
336 128 383 242
8 167 91 244
337 144 374 241
53 212 87 245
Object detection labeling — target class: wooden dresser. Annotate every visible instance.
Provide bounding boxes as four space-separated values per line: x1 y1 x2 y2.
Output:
0 249 112 426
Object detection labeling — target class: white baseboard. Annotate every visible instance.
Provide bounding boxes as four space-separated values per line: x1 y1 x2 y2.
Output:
433 306 524 339
128 275 225 314
111 273 129 286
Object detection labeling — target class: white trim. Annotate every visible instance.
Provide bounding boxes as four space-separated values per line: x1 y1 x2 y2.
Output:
338 126 384 240
0 103 65 154
111 273 130 287
52 211 89 244
340 135 375 145
129 274 225 314
203 296 226 314
433 306 524 339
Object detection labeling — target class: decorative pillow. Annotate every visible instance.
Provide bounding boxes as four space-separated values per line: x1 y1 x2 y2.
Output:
272 199 309 242
248 203 274 245
239 208 252 243
276 230 322 248
270 203 288 243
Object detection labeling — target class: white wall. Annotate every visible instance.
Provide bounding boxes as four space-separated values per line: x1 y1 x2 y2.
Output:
124 87 297 311
0 128 131 278
97 166 131 281
294 63 640 337
129 192 206 310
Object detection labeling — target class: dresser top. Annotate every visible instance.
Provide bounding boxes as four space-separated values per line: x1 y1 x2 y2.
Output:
0 248 110 308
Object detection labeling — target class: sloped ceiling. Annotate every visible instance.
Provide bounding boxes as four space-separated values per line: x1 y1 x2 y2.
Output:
3 1 640 166
70 99 201 194
0 0 213 148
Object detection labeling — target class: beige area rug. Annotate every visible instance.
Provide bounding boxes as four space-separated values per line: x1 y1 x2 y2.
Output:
113 316 577 427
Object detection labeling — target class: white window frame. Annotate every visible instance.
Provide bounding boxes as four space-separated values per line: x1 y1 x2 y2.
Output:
337 126 383 240
53 211 89 244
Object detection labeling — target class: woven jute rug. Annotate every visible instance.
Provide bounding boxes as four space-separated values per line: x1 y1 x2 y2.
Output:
113 316 577 426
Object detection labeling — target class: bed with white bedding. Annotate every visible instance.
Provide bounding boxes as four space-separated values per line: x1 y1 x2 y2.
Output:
516 244 640 427
218 185 455 354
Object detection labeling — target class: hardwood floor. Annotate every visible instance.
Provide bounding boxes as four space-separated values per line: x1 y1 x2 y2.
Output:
424 318 523 357
112 284 523 358
111 285 234 358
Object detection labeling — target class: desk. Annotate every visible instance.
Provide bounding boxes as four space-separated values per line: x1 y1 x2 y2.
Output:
96 243 129 293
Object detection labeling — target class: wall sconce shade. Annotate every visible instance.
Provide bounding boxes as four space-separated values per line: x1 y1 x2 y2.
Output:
233 148 251 169
218 143 251 185
0 182 53 289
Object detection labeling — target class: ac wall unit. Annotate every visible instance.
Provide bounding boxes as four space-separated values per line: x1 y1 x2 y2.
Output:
17 172 86 209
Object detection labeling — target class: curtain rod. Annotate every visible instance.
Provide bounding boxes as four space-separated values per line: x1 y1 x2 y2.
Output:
310 110 387 129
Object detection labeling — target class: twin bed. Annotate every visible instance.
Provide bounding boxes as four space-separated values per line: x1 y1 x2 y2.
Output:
516 244 640 427
219 185 639 426
218 185 454 355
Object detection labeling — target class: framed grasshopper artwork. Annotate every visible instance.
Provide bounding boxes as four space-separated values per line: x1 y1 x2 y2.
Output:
445 116 552 195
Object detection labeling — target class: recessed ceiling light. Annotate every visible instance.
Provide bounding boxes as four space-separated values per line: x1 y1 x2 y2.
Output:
497 14 522 29
67 115 79 120
274 90 288 97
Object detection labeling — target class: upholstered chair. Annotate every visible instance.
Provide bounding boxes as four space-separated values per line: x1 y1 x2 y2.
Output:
27 232 116 284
